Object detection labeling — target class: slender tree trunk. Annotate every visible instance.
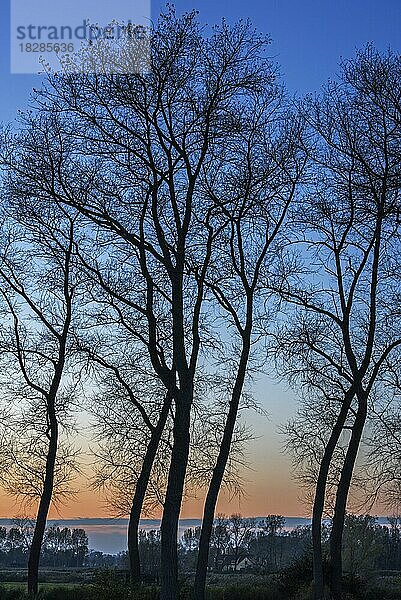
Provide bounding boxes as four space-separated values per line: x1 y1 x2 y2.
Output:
27 327 68 597
329 395 367 600
312 389 354 600
26 230 72 597
160 387 192 600
128 395 172 585
194 333 251 600
27 414 58 597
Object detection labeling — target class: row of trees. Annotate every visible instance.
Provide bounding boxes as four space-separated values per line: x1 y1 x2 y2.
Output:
178 514 306 574
0 9 304 599
0 7 401 600
0 522 88 567
3 514 401 579
169 515 401 577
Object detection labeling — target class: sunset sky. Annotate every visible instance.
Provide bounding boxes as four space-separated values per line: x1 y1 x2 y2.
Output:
0 0 401 520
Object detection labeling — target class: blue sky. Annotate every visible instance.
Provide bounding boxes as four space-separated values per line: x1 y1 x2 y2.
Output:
0 0 400 518
1 1 401 122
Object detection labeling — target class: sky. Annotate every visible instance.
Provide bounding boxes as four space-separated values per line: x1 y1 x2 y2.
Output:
0 0 401 521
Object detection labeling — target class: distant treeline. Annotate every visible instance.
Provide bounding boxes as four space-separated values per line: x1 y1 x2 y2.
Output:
143 514 401 578
0 520 89 568
2 513 401 580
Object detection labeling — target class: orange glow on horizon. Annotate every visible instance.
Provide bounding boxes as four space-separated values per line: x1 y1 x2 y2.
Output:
0 466 388 521
0 474 310 521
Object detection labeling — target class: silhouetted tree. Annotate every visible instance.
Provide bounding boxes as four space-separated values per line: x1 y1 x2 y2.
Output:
194 57 307 600
0 170 82 596
275 46 401 600
2 10 295 600
209 514 230 572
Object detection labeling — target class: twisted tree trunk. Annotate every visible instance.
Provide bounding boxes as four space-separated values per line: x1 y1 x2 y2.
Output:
312 389 354 600
128 395 172 584
27 404 58 597
329 395 367 600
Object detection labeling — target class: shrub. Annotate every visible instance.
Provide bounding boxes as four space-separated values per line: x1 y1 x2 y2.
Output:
205 584 281 600
340 573 367 600
0 587 26 600
131 585 159 600
91 570 129 600
278 554 314 598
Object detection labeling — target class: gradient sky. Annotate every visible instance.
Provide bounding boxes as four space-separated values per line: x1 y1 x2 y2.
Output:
0 0 401 520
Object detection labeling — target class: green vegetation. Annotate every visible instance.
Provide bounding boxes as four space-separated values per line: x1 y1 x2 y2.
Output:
1 570 401 600
3 515 401 598
1 8 401 600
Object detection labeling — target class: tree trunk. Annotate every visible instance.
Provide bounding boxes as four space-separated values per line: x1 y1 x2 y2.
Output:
128 395 172 585
27 333 68 598
312 389 354 600
27 417 58 597
160 388 192 600
329 395 367 600
194 334 251 600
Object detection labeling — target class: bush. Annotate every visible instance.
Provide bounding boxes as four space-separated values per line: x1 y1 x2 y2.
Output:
205 584 281 600
278 554 314 598
340 573 367 600
365 580 401 600
91 570 130 600
92 571 160 600
131 585 159 600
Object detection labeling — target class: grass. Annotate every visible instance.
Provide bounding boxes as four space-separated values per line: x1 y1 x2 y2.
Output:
0 572 400 600
1 583 86 590
0 584 93 600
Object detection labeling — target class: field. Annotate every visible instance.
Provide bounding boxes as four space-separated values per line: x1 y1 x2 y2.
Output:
1 570 401 600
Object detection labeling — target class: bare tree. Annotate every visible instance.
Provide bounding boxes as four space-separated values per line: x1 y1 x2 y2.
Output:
209 514 231 572
274 46 401 600
1 11 283 599
0 167 82 596
194 75 307 600
357 386 401 512
226 513 255 571
87 350 253 581
76 334 173 583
